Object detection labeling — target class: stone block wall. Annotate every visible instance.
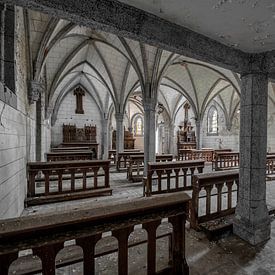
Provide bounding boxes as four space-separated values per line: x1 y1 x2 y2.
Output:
51 91 103 156
0 8 36 219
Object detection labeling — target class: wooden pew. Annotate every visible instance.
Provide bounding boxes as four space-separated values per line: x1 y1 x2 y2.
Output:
116 151 144 171
144 160 205 196
190 170 239 231
127 154 173 182
213 152 239 171
60 142 99 158
46 151 95 161
51 146 90 152
26 160 111 205
0 192 190 275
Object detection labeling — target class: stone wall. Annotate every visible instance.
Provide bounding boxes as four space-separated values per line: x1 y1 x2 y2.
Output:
201 102 240 150
51 91 103 156
0 8 36 219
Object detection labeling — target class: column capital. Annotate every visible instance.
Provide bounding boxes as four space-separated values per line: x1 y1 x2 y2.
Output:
28 80 44 104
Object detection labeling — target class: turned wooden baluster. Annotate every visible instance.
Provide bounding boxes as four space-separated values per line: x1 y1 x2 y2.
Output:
216 183 223 212
226 180 234 209
169 214 189 274
0 252 18 275
93 167 99 188
33 243 64 275
182 168 188 188
174 168 180 189
57 169 63 193
205 186 212 216
157 170 163 192
44 170 50 195
103 164 110 188
142 220 161 275
112 226 134 275
166 169 172 191
82 168 87 190
76 234 101 275
28 170 37 196
70 168 75 191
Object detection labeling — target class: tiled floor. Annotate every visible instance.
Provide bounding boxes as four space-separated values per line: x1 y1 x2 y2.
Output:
20 164 275 275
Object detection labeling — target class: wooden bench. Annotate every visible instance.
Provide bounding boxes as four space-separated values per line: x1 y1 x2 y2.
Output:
60 142 99 158
51 146 90 152
144 160 205 196
127 154 173 182
190 170 239 231
46 151 95 161
213 152 239 171
26 160 111 205
0 192 190 275
117 151 144 171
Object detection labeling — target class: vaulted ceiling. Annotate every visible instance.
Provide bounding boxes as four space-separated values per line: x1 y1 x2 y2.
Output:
26 9 274 126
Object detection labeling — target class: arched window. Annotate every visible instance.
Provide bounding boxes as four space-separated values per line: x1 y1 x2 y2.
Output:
134 115 144 136
207 106 218 135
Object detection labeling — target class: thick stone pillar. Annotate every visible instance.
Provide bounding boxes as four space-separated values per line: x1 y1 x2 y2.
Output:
101 117 109 160
143 98 157 176
233 73 270 245
195 120 201 149
115 112 124 155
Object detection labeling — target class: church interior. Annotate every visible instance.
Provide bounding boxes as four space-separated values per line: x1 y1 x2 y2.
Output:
1 0 275 274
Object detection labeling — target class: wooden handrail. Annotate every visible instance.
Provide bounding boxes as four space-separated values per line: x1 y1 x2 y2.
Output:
46 151 96 161
190 170 239 230
144 160 205 196
0 192 190 275
27 160 111 205
127 154 173 181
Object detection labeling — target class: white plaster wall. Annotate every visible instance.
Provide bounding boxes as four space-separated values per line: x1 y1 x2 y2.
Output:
0 8 36 220
201 103 240 150
267 100 275 152
51 91 102 156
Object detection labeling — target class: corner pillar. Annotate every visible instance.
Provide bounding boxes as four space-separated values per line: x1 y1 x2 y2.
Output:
143 98 157 176
233 72 270 245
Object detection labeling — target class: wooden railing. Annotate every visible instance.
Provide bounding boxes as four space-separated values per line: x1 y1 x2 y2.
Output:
190 170 239 230
109 149 141 165
178 149 214 162
144 160 205 196
117 151 144 171
27 160 111 205
213 152 239 171
46 151 95 161
127 154 173 182
0 192 190 275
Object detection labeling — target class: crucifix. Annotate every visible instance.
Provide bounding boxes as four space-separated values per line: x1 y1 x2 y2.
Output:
74 87 85 114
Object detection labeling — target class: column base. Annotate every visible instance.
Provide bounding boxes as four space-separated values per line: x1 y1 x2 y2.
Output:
233 214 270 245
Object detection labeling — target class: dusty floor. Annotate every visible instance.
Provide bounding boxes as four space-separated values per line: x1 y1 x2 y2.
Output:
18 164 275 275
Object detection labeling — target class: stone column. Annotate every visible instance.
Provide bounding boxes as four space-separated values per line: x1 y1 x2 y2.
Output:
195 120 201 149
101 117 109 160
115 112 124 154
233 73 270 245
143 98 157 176
169 122 175 155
